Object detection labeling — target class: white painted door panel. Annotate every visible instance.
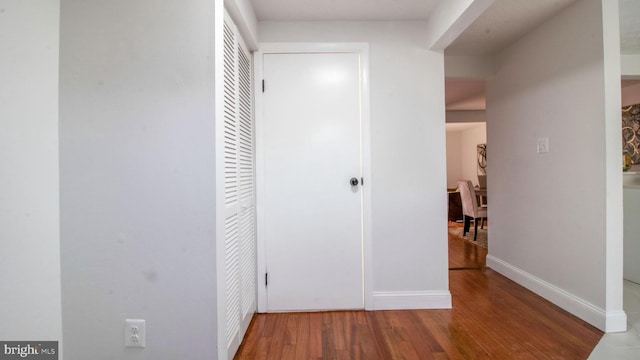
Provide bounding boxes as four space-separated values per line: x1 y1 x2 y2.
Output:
221 13 255 359
263 53 363 311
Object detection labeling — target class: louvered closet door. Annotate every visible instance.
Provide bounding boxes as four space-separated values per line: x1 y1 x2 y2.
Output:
236 41 255 327
223 12 255 360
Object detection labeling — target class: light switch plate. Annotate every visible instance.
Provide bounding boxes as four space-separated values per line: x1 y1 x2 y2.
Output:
537 137 549 154
125 319 146 348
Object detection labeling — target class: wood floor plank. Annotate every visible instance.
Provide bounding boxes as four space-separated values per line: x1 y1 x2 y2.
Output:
415 311 470 360
280 344 296 360
252 316 273 360
268 314 288 359
308 312 323 359
329 312 347 351
294 313 310 360
396 311 438 359
365 311 394 360
450 271 552 358
448 222 487 270
321 317 337 360
350 323 378 359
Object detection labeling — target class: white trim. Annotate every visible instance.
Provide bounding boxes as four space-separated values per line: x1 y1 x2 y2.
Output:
224 312 253 360
254 48 267 313
372 291 452 310
360 47 373 311
223 0 258 51
254 42 370 54
487 255 615 331
254 42 373 313
214 1 226 359
605 310 628 333
602 0 627 335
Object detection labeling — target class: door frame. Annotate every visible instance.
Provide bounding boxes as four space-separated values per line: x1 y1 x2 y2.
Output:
254 43 373 312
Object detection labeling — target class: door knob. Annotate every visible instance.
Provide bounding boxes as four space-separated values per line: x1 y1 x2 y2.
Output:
350 177 359 186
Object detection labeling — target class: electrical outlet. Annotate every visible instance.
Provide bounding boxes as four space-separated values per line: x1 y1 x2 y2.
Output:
125 319 146 348
537 137 549 154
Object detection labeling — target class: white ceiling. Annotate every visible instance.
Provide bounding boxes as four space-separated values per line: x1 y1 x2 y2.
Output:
251 0 639 55
448 0 640 55
446 122 485 133
445 0 640 111
623 80 640 88
445 0 578 56
445 79 486 110
620 0 640 54
250 0 640 111
250 0 439 21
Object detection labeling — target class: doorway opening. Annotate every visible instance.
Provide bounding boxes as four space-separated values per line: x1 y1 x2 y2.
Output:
621 78 640 331
444 78 488 270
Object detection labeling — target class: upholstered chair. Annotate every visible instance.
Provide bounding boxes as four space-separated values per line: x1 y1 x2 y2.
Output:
457 180 488 242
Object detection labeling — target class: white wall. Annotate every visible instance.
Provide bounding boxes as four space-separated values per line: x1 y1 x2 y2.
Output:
59 0 220 358
461 124 487 187
444 55 497 78
259 21 450 306
446 131 463 188
445 123 486 188
0 0 62 345
486 0 622 330
446 110 486 123
622 82 640 107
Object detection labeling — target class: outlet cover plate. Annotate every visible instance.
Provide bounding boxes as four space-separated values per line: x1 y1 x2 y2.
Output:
125 319 146 348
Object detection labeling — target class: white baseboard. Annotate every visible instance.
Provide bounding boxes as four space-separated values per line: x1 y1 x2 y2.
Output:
372 291 452 310
487 255 610 331
605 310 628 333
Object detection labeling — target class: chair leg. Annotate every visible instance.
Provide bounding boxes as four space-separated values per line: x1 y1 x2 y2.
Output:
481 218 485 229
463 216 471 236
474 218 479 241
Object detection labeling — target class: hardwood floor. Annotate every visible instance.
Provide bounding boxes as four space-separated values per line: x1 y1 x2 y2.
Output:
448 222 486 270
235 225 603 359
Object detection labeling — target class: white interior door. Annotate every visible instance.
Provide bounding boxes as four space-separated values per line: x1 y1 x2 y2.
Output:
262 52 363 311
